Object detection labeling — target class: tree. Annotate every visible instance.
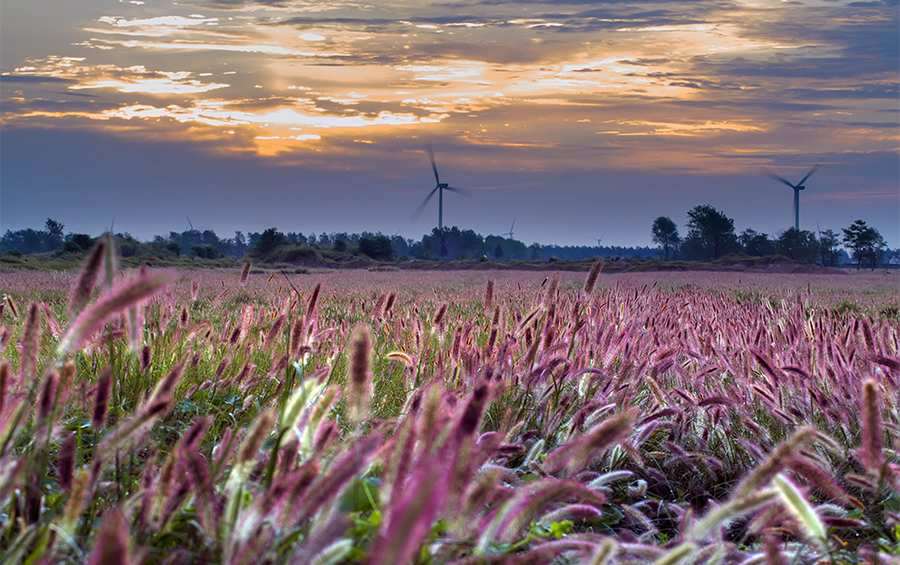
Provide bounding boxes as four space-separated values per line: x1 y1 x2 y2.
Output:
64 233 94 253
817 229 841 266
390 235 411 258
254 227 286 256
651 216 680 260
45 218 65 249
191 245 222 259
494 243 504 259
739 229 774 257
776 228 818 263
200 229 220 247
842 220 885 270
359 235 393 260
683 205 737 260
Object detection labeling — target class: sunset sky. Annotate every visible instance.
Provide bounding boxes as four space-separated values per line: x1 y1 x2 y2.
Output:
1 0 898 245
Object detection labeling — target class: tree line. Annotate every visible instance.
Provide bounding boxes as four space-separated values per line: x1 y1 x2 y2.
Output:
652 204 892 269
0 222 656 263
1 209 895 268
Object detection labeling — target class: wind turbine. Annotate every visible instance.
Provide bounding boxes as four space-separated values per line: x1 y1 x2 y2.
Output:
414 143 467 257
766 165 819 231
503 218 516 239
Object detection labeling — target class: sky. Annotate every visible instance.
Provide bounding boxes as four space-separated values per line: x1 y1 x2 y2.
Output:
0 0 898 246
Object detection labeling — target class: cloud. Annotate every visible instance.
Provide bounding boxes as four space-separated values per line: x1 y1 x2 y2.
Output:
97 101 447 130
606 119 766 137
97 15 219 29
189 0 364 11
2 58 231 97
72 75 230 95
80 38 336 57
0 74 73 84
0 0 896 238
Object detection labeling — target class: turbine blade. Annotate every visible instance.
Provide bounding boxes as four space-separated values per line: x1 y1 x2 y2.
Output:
426 143 440 185
766 171 796 189
444 185 470 195
797 164 819 186
412 187 439 219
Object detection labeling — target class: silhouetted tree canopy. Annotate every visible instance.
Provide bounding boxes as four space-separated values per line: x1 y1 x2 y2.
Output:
776 228 819 263
2 210 895 268
683 205 738 260
652 216 680 260
358 235 393 260
842 220 886 270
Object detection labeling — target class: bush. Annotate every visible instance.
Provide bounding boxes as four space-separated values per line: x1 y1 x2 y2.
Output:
253 227 287 256
265 245 322 264
64 233 94 252
191 245 223 260
358 235 393 260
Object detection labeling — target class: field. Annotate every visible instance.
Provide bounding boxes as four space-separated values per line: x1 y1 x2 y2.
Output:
0 249 897 564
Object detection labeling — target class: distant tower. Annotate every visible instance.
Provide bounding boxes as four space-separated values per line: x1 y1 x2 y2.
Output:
767 165 819 231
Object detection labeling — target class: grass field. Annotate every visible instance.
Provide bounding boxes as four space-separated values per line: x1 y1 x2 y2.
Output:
0 246 897 563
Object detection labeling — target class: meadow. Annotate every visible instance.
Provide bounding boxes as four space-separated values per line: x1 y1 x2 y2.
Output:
0 245 897 564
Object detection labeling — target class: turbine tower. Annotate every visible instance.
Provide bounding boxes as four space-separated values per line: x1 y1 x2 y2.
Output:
766 165 819 231
503 219 516 239
414 143 467 256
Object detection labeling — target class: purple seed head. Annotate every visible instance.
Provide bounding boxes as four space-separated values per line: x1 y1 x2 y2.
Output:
93 369 113 428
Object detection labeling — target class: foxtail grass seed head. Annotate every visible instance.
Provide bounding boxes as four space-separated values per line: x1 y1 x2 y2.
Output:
347 324 373 422
0 250 893 563
69 240 106 316
239 410 274 463
859 379 884 472
733 426 817 498
307 283 322 317
19 303 41 382
62 469 91 535
57 270 175 357
93 369 113 428
141 345 152 372
102 233 119 290
88 507 131 565
457 384 488 439
584 259 604 294
240 261 251 286
544 276 559 307
543 411 634 476
5 295 19 319
433 303 448 328
37 369 59 424
0 362 7 413
58 431 76 491
590 538 618 565
772 473 827 548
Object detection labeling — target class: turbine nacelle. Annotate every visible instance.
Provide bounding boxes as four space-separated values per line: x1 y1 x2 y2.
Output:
764 164 819 231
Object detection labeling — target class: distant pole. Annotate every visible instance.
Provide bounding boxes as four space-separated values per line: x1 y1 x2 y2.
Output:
793 188 800 231
439 186 446 257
